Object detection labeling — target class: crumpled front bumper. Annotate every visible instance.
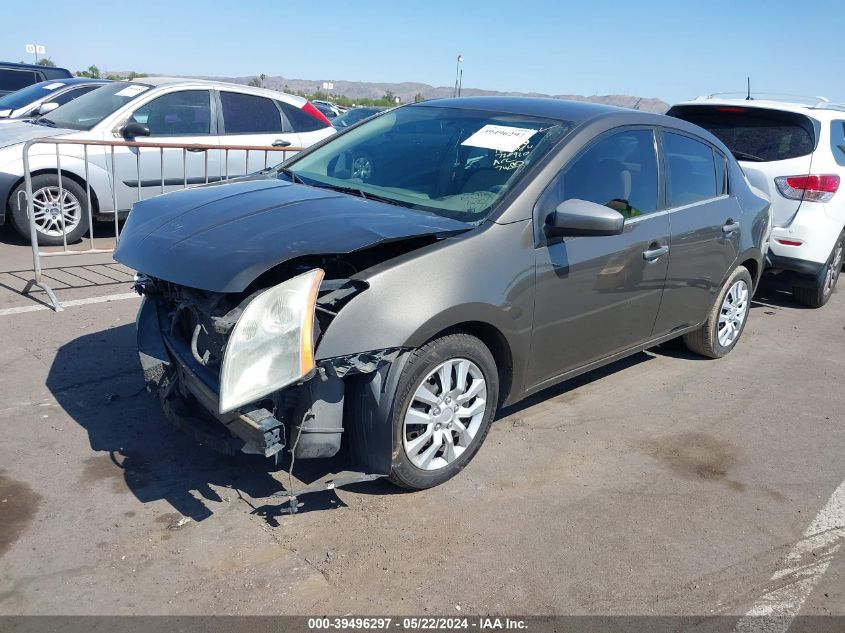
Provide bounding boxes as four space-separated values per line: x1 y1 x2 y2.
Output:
136 293 406 473
136 295 287 457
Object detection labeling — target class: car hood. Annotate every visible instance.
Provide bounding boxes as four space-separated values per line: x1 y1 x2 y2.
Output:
0 121 76 150
113 178 471 293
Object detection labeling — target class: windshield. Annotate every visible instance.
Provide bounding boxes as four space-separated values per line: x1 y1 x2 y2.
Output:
39 81 152 131
283 105 571 222
0 80 68 109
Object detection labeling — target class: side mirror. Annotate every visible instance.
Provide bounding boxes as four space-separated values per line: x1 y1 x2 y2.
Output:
544 198 625 238
37 102 59 115
122 122 150 139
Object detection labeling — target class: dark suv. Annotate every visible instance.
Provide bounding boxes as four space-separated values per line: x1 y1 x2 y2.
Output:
0 62 73 97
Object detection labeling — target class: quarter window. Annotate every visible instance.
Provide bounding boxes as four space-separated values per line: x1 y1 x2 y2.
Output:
131 90 211 136
663 132 719 206
831 121 845 167
538 129 659 218
714 150 728 195
279 101 328 132
220 92 283 134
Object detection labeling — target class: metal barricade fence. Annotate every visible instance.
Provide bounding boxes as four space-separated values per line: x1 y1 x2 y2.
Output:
19 137 303 311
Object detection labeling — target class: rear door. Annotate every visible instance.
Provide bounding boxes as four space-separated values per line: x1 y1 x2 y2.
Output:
217 90 301 178
668 105 816 227
652 130 741 336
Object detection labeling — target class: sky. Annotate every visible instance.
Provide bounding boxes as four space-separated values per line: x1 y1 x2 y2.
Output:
3 0 844 105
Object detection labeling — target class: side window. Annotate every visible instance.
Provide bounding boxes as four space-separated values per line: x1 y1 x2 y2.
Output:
537 129 659 219
52 85 98 106
278 101 329 132
831 121 845 167
220 92 282 134
0 69 38 91
131 90 211 136
663 132 719 207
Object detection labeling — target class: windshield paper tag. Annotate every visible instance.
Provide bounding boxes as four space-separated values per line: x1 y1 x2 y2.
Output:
43 82 65 90
115 85 150 98
461 125 538 152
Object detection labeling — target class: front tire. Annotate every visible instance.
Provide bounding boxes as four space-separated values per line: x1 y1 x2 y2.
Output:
684 265 753 359
389 333 499 490
791 231 844 308
9 174 90 246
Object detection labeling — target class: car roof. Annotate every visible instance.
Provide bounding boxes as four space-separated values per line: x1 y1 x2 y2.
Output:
128 76 306 105
414 96 654 126
0 61 72 74
36 77 110 86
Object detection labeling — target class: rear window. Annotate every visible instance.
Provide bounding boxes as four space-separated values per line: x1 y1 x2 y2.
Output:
831 121 845 167
668 105 816 162
0 69 39 92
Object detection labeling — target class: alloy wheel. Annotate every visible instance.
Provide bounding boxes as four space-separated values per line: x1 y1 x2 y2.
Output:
717 279 749 348
30 186 82 237
823 241 843 298
403 358 488 471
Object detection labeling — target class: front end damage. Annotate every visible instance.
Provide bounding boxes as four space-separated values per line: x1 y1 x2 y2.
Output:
133 255 412 498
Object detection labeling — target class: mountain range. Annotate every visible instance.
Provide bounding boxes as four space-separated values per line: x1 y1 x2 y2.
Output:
186 74 670 113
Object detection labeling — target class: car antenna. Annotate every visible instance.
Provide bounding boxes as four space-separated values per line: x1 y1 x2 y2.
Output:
746 77 753 101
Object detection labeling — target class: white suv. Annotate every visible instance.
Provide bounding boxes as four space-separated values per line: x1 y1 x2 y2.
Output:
0 77 335 245
669 95 845 307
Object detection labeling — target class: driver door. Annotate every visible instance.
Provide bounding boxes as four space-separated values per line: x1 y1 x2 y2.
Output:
110 89 222 212
526 128 670 389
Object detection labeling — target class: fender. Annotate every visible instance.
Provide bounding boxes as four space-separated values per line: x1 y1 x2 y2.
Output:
1 146 114 213
315 220 537 406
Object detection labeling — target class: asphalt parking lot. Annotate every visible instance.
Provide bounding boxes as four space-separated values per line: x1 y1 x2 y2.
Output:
0 225 843 621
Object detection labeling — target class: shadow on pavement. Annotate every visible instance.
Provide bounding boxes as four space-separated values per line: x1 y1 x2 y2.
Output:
751 274 809 310
47 323 350 523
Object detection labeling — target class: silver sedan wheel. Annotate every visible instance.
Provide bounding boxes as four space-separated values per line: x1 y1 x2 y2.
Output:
30 186 82 237
717 279 749 348
823 241 843 297
403 358 488 471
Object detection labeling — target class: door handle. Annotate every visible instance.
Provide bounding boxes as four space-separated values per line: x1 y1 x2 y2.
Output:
186 147 207 152
272 139 292 147
643 245 669 261
722 219 740 234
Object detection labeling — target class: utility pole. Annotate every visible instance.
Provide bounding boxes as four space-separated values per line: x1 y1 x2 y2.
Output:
454 55 463 98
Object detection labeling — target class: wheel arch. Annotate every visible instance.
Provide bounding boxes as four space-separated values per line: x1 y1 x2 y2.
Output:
416 320 515 409
6 168 101 215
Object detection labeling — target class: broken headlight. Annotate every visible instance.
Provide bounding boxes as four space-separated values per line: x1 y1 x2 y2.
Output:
218 269 324 414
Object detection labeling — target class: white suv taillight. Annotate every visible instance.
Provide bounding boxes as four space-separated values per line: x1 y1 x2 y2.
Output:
774 174 840 202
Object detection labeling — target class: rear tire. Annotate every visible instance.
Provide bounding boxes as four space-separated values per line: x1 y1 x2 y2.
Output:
9 174 90 246
684 265 753 359
388 333 499 490
791 231 844 308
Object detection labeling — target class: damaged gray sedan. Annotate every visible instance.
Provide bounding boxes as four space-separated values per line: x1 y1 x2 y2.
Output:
115 97 770 491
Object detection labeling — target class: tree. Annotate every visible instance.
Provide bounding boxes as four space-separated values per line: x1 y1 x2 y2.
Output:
383 90 395 102
77 65 101 78
414 92 424 103
247 77 262 87
36 58 56 67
